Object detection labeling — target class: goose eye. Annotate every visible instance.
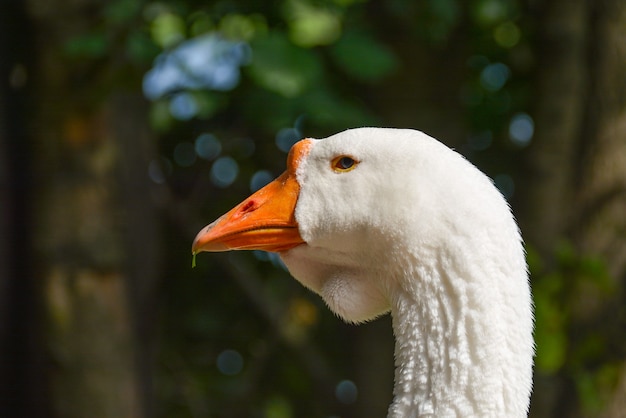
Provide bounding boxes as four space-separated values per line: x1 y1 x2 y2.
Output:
331 155 358 172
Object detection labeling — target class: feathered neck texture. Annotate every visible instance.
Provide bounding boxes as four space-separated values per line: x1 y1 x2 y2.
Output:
387 238 533 418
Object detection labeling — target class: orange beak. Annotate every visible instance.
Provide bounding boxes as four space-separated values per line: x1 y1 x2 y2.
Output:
192 139 312 254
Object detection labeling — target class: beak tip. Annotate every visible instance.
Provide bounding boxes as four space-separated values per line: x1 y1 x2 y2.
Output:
192 223 214 253
192 222 233 253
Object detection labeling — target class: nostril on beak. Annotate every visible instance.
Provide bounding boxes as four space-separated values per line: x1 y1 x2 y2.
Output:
240 200 257 214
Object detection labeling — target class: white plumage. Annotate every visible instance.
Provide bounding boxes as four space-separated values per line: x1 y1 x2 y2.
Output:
193 127 534 417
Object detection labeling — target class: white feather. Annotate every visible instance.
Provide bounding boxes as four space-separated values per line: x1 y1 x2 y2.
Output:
280 128 534 417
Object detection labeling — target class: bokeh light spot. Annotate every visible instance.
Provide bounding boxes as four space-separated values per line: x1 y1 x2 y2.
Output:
474 0 507 26
335 380 358 404
494 21 521 48
509 113 534 147
276 128 301 153
148 158 173 184
263 396 292 418
210 156 239 188
250 170 274 192
480 62 510 91
195 133 222 160
169 92 198 120
216 349 243 376
287 1 341 47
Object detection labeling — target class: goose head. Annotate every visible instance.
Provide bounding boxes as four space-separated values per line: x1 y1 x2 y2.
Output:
193 127 534 417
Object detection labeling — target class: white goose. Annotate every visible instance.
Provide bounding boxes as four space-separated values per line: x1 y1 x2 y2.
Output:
193 127 534 417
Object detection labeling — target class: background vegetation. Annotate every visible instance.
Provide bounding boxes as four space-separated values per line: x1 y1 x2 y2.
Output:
1 0 624 417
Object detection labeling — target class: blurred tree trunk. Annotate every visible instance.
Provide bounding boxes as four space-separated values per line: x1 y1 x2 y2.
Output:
21 1 160 417
522 0 626 416
0 1 49 416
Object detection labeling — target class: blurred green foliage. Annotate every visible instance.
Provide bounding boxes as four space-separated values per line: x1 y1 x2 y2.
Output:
530 242 619 414
57 0 622 416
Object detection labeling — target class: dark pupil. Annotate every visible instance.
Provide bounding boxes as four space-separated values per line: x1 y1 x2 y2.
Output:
339 157 354 169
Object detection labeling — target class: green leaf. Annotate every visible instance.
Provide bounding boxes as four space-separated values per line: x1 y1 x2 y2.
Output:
330 32 398 82
535 329 568 373
574 367 619 415
555 239 577 266
104 0 141 24
64 33 108 58
192 91 225 119
149 100 175 132
493 21 521 48
241 89 301 131
125 30 159 63
151 12 186 49
301 89 379 128
264 395 293 418
525 244 543 274
472 0 510 26
533 284 568 374
248 33 322 97
429 0 460 26
285 0 342 47
189 11 214 37
219 13 267 41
